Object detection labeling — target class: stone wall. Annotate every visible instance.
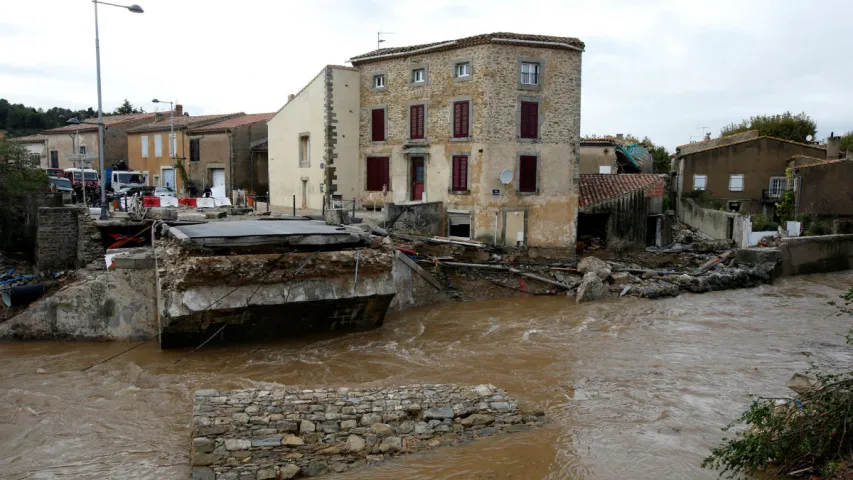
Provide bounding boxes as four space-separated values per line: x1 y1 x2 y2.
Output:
191 384 543 480
779 234 853 276
384 201 444 236
678 198 750 248
36 207 104 271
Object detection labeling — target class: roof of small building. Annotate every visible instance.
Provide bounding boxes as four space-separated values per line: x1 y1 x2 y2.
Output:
581 137 620 146
126 113 245 133
349 32 585 64
188 113 275 134
794 157 853 169
678 135 825 158
41 112 156 134
9 134 47 143
579 173 663 208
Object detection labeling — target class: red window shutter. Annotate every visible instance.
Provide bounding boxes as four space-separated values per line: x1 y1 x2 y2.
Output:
410 105 425 139
381 157 390 190
367 156 389 191
520 101 538 139
453 101 469 138
371 109 385 142
519 155 537 192
452 155 468 191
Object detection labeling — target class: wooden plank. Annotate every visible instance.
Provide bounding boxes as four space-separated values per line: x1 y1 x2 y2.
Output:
509 268 572 289
395 251 443 290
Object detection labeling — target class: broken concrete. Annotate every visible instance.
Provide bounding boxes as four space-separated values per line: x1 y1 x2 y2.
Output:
576 272 609 304
578 256 611 280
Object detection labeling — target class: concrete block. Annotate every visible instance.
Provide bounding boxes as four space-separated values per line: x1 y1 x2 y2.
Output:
204 210 227 219
178 212 207 222
145 207 178 221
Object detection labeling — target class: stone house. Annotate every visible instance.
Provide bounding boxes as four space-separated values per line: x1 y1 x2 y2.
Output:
126 109 243 192
268 65 361 210
185 113 274 198
40 112 155 170
791 156 853 218
675 136 826 216
9 134 48 168
350 32 584 248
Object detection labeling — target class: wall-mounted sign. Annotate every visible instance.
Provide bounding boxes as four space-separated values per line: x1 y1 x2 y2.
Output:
492 189 500 196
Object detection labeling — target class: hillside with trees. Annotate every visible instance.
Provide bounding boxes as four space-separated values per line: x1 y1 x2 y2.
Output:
0 98 145 138
720 111 817 143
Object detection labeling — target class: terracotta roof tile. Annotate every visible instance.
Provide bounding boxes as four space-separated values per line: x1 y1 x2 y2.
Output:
9 134 47 142
188 113 275 134
349 32 584 64
795 158 853 169
679 135 825 158
579 174 664 208
126 113 244 133
41 112 156 134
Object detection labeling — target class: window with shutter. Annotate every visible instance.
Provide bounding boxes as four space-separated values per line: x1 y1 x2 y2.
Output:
366 156 390 191
410 105 425 140
190 139 200 162
520 101 539 139
451 155 468 192
519 155 537 193
453 101 470 138
371 108 385 142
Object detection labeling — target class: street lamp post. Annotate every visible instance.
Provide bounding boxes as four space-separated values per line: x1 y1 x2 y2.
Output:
92 0 144 219
152 99 175 188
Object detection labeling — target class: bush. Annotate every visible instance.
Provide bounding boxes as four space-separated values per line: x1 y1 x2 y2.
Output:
800 214 832 237
751 213 779 232
684 189 723 210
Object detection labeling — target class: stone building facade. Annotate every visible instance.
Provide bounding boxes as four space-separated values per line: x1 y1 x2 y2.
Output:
350 33 584 248
40 112 155 170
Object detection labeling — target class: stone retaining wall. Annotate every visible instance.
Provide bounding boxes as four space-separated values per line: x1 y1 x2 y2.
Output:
191 384 543 479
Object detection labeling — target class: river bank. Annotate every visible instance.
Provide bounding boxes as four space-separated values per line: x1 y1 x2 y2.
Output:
1 272 851 479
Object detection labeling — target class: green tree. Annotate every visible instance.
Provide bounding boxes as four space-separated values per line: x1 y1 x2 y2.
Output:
840 131 853 155
111 98 143 115
639 137 672 174
720 111 817 143
0 138 49 252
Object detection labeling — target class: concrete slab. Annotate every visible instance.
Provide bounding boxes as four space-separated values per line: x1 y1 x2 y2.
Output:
168 220 365 248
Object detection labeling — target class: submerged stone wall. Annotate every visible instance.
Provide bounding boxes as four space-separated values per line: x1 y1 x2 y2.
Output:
191 384 544 479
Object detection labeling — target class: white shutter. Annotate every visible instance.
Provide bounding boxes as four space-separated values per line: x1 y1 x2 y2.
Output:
154 135 163 157
141 135 148 157
170 133 176 157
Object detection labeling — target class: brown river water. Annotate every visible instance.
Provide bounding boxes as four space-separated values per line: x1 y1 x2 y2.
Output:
1 273 852 479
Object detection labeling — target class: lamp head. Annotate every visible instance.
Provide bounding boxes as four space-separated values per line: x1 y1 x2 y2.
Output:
128 4 144 13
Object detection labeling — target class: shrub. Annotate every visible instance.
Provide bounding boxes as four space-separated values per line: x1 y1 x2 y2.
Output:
685 189 723 210
750 214 779 232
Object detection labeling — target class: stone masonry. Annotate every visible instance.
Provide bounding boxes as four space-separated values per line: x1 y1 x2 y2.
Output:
35 207 103 270
191 384 544 479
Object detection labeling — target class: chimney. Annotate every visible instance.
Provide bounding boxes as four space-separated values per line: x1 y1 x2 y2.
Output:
827 135 841 159
616 133 624 140
287 94 295 103
175 104 183 116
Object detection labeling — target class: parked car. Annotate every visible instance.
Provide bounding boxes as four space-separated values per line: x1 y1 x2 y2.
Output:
154 186 176 198
49 176 74 204
46 168 64 178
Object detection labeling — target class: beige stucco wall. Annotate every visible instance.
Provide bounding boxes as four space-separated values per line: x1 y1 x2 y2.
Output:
187 132 230 193
127 130 190 190
268 67 360 210
45 131 98 170
579 145 617 174
17 140 47 168
357 42 582 247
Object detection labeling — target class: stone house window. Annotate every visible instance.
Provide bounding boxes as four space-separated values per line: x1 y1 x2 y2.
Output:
371 72 388 92
599 165 612 174
452 101 470 139
455 62 470 78
693 174 706 190
520 101 539 139
729 174 744 192
298 134 310 168
518 155 538 193
768 176 787 198
410 105 425 140
190 139 200 162
451 155 469 192
141 135 148 157
154 134 163 157
371 108 386 142
50 150 59 168
366 156 390 191
520 62 540 85
412 68 426 84
374 74 385 89
78 145 87 155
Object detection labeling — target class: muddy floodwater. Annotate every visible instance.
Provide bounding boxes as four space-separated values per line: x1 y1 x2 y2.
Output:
1 273 852 479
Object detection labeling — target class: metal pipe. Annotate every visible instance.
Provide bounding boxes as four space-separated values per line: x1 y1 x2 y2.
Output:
292 194 296 217
1 284 48 307
352 198 356 218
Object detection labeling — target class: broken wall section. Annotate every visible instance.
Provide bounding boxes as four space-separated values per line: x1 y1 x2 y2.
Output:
191 384 544 480
384 201 443 237
36 207 104 270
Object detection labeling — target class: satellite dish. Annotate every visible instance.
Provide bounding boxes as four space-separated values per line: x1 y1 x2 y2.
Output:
806 134 814 142
499 168 513 185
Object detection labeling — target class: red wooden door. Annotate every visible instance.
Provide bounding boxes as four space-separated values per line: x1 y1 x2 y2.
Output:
411 157 424 201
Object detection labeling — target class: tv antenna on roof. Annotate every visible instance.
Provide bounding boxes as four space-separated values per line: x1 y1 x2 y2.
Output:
377 30 395 50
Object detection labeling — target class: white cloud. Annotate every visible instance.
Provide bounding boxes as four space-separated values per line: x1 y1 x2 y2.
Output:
1 0 851 148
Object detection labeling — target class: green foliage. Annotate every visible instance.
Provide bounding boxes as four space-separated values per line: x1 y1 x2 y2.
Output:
750 213 779 231
685 189 723 210
721 111 817 143
638 136 673 174
0 139 49 252
704 288 853 478
0 98 97 138
112 99 144 115
774 168 796 223
840 131 853 155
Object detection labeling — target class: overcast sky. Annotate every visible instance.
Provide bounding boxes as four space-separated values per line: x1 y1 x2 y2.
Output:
2 0 851 149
